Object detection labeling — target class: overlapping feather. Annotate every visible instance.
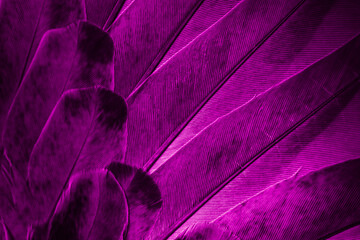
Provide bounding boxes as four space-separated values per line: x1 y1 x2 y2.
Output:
0 0 359 239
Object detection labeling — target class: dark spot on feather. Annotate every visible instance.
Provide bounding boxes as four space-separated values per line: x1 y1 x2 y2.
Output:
49 0 84 28
106 163 137 192
264 0 334 65
127 170 162 210
106 162 135 183
62 90 90 122
97 88 127 130
298 178 312 189
207 149 223 173
78 22 114 64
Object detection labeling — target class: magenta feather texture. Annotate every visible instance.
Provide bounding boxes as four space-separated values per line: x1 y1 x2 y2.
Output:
0 0 359 239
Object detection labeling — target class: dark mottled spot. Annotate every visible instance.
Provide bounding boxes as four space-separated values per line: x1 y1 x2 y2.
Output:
207 149 223 173
298 178 313 189
106 162 135 183
97 88 127 130
127 170 162 210
63 90 90 120
78 22 114 64
49 0 84 28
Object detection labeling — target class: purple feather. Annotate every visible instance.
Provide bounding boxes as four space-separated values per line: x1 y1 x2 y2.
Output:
150 35 360 239
29 170 128 240
0 0 85 138
107 162 162 240
25 86 127 224
3 21 114 177
0 0 359 239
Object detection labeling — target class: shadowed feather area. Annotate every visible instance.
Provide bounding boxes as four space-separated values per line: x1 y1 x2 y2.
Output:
107 162 162 240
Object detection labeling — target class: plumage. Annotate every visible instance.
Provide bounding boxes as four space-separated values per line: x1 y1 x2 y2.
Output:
0 0 359 239
107 163 162 240
24 87 127 225
173 67 360 237
327 225 360 240
0 0 85 139
85 0 124 29
29 170 128 240
156 0 242 70
150 35 360 239
155 0 360 169
126 0 304 168
126 0 360 170
214 159 360 239
0 221 14 240
109 0 204 98
179 159 360 239
2 21 114 177
176 224 239 240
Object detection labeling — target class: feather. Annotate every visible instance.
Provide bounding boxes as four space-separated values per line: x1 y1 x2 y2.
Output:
156 0 242 70
125 0 360 169
155 0 360 168
0 0 85 137
149 36 360 239
29 170 128 240
0 155 27 239
178 159 360 239
1 0 360 239
0 222 3 240
109 0 204 98
24 87 127 224
107 162 162 240
0 221 14 240
2 21 114 177
84 0 124 29
171 64 360 238
175 223 240 240
210 159 360 239
326 225 360 240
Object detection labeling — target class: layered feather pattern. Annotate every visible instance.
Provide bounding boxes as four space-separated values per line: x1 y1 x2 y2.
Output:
0 0 359 239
